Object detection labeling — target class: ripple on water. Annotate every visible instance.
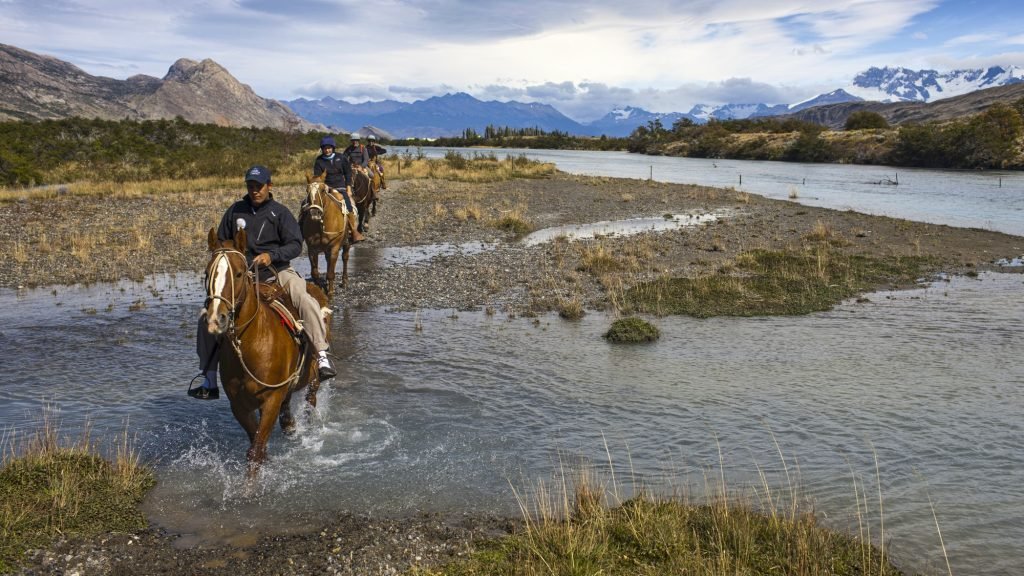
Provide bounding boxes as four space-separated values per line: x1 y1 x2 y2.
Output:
1 273 1022 575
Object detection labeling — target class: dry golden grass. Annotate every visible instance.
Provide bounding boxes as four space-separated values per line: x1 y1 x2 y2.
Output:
380 153 555 183
578 241 621 274
12 242 28 264
453 202 483 221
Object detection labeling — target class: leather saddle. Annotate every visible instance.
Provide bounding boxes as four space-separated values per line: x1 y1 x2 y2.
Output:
256 282 304 338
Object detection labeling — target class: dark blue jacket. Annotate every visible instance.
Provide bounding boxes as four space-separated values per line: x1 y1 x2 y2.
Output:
313 153 352 189
217 194 302 278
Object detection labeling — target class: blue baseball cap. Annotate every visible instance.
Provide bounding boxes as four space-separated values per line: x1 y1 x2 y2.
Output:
320 136 336 148
244 165 272 185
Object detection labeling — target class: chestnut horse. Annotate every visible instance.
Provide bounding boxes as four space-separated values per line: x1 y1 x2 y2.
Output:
300 174 351 298
203 228 330 475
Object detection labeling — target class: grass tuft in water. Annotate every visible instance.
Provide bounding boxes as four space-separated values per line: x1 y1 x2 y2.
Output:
412 459 905 576
625 246 934 317
603 316 660 343
0 414 155 572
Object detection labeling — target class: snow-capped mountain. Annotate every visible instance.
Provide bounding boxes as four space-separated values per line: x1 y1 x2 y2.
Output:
844 65 1024 103
788 89 864 112
688 103 790 122
585 106 695 136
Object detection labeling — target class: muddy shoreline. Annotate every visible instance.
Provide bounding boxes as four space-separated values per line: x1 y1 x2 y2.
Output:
5 172 1023 574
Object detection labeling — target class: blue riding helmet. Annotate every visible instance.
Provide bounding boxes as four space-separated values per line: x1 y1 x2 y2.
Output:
320 136 336 149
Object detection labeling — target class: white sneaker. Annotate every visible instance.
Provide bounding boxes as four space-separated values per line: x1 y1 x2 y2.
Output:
317 354 336 380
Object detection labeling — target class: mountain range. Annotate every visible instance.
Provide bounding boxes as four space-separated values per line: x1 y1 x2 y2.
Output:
3 42 1023 139
0 43 320 131
286 65 1024 138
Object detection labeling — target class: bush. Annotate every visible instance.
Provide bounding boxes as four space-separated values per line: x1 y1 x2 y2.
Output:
844 111 890 131
603 317 660 343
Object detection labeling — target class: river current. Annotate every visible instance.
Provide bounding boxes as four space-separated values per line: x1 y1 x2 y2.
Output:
1 152 1022 575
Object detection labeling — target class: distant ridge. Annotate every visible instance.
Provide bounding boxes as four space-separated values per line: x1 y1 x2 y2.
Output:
0 43 321 131
287 64 1024 138
786 82 1024 129
287 92 588 138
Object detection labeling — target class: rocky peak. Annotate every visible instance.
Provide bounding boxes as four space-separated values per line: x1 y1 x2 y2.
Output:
0 43 321 131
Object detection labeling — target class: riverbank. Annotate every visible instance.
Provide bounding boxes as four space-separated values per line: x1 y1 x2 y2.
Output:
1 172 1021 314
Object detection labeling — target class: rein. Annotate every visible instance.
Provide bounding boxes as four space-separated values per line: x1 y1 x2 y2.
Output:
207 248 306 390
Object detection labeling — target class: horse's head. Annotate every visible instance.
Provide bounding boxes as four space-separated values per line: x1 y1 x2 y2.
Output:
204 227 250 336
305 173 328 223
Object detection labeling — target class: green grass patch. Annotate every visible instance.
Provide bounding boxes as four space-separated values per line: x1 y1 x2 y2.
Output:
0 421 155 572
603 316 660 343
625 247 933 317
413 483 904 576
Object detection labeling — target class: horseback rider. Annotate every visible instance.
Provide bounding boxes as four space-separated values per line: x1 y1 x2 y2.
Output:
344 133 371 178
366 134 387 190
192 165 336 400
311 135 365 243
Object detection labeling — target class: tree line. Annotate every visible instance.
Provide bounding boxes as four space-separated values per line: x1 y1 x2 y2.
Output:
0 117 328 186
625 100 1024 169
393 125 626 151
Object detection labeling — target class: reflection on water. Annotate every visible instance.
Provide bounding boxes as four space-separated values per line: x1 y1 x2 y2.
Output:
521 211 725 246
1 271 1022 574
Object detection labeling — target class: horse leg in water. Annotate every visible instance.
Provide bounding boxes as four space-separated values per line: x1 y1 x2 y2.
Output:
246 396 285 474
230 402 259 445
308 245 324 294
338 244 350 289
358 205 370 234
325 239 341 295
279 389 297 436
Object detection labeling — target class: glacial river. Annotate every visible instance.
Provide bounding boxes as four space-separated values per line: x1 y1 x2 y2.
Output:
1 152 1022 575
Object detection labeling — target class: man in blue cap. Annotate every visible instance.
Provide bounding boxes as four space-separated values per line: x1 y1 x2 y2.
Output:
192 164 336 400
312 135 364 243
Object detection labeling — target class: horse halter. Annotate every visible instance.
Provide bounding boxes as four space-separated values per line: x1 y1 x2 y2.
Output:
206 247 256 334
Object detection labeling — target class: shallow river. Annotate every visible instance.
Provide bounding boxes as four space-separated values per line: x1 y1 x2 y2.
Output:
1 264 1022 574
2 152 1023 574
401 146 1024 236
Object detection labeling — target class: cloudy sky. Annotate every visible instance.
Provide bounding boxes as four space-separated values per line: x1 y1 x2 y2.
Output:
3 0 1024 121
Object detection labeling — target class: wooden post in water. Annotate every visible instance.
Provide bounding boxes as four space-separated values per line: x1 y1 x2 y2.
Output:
649 165 653 181
739 174 742 185
1000 177 1002 188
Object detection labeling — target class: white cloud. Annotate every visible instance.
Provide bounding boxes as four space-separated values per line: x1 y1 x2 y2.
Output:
1 0 1019 118
944 33 1001 47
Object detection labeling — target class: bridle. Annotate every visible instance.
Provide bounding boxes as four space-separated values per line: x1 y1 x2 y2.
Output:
206 247 258 335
